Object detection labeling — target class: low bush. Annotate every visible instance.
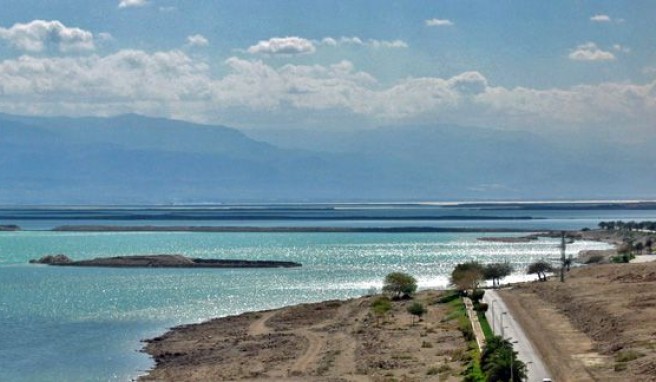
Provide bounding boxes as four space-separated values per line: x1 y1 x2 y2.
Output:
585 254 605 264
474 302 488 312
470 289 485 303
615 349 643 363
614 362 628 372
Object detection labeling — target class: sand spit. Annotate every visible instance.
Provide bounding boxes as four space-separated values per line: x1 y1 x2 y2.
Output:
29 254 301 268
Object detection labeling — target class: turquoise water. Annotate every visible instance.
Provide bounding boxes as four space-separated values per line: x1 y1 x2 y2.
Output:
0 230 613 381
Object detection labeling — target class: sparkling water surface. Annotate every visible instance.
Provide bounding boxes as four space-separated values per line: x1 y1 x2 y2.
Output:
1 207 649 381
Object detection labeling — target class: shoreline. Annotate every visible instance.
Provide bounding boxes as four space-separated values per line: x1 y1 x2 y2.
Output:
138 290 467 381
135 228 637 380
50 225 536 233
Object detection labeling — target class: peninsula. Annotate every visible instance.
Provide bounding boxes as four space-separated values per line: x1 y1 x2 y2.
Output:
29 254 301 268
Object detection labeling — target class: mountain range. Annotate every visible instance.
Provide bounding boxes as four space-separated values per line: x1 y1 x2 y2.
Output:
0 113 654 204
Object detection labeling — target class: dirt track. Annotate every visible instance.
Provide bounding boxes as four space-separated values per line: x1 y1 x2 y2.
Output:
141 290 468 381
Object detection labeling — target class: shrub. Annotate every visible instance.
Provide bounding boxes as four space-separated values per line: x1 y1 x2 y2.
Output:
585 254 605 264
407 302 427 325
459 318 475 342
474 302 488 312
614 362 628 371
371 296 392 324
615 350 643 363
470 289 485 303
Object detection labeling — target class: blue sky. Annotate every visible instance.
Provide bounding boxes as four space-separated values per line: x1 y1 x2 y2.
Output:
0 0 654 139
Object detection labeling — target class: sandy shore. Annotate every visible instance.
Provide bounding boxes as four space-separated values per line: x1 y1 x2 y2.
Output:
140 290 468 381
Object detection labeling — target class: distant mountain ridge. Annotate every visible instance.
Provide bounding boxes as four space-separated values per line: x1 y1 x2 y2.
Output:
0 113 654 203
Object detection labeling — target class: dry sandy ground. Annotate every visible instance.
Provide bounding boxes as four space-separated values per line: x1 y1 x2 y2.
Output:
500 262 656 382
140 290 467 381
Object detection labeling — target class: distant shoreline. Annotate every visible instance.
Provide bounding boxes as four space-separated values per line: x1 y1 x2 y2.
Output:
50 225 536 233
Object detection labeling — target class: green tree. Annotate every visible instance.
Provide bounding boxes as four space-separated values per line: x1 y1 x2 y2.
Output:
382 272 417 299
451 261 485 292
483 263 513 288
406 302 427 325
527 260 553 282
481 336 527 382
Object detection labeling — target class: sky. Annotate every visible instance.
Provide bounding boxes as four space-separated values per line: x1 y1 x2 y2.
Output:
0 0 654 140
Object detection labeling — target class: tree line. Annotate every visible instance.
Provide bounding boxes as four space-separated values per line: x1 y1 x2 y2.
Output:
598 220 656 232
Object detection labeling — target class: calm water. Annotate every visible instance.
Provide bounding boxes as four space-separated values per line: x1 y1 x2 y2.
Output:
0 206 651 381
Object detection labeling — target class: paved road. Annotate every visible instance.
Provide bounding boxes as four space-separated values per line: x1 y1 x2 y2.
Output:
483 289 552 382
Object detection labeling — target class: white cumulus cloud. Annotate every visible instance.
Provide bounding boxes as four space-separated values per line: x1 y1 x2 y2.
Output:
568 42 615 61
119 0 148 8
0 20 95 53
186 34 209 47
590 14 611 23
318 36 407 49
425 18 454 27
247 37 316 55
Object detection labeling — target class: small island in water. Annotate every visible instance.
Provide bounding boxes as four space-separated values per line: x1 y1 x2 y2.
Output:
29 254 301 268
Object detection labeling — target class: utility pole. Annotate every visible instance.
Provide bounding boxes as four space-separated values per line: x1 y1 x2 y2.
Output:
560 231 566 283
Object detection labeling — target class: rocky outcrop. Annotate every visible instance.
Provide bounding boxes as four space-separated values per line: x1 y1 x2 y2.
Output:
29 254 301 268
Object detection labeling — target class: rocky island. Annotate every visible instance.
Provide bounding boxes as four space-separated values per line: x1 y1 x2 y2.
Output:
29 254 301 268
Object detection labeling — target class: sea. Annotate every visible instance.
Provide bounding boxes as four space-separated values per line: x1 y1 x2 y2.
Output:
1 203 655 381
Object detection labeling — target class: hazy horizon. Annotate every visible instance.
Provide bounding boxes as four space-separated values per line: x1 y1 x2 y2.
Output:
0 1 654 203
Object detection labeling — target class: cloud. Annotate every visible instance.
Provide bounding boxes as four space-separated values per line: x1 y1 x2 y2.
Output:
590 14 611 23
318 36 407 49
612 44 630 53
247 37 316 55
0 20 95 53
98 32 114 42
568 42 615 61
369 39 408 49
118 0 148 8
643 66 656 76
186 34 209 47
425 18 454 27
0 51 653 138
